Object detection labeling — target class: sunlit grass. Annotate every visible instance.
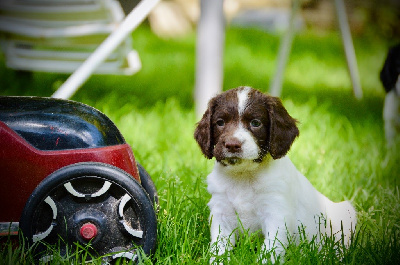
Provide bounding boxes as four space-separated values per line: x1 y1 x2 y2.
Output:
1 25 399 263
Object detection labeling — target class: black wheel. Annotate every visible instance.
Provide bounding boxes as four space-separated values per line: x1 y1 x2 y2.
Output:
137 163 158 207
19 162 157 263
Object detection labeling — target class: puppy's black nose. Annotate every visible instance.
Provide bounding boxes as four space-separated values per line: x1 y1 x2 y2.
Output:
224 138 242 153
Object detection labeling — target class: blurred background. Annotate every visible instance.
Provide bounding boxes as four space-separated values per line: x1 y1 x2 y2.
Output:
1 2 400 262
1 0 399 108
146 0 400 39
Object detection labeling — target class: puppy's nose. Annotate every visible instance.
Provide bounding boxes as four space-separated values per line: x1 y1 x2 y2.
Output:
224 138 242 153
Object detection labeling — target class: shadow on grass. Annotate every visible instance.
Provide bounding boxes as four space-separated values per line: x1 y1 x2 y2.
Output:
282 83 384 127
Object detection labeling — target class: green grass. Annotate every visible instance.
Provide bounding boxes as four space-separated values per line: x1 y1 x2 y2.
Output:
1 25 400 264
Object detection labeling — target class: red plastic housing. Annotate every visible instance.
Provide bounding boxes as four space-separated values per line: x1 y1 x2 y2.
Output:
0 121 139 223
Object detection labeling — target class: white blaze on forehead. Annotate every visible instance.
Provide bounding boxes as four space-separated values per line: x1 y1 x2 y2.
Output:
237 86 251 116
232 87 259 160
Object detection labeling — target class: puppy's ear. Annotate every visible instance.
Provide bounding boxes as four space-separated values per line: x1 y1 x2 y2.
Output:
194 103 214 159
267 97 299 159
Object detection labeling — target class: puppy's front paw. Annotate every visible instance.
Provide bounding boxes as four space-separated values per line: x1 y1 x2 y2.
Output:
259 242 285 264
258 252 284 265
209 256 224 265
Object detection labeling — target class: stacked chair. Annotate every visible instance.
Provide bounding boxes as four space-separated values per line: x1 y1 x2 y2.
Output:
0 0 141 75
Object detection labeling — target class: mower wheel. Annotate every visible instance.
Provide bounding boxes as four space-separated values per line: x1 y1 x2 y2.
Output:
19 162 157 263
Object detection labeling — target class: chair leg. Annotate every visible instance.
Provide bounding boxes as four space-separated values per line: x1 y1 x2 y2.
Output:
334 0 363 99
195 0 225 118
269 0 300 97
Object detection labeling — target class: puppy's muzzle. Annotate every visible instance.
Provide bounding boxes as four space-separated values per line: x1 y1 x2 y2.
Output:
224 138 242 153
220 137 243 165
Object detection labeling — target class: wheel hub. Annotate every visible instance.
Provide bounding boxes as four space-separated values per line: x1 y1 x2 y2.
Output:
80 222 98 240
72 208 105 243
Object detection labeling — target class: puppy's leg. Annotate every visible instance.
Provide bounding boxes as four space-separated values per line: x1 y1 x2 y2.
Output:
325 200 357 246
209 213 236 264
260 220 288 264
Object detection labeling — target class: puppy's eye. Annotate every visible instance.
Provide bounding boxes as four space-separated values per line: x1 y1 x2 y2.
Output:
216 119 225 127
250 119 262 128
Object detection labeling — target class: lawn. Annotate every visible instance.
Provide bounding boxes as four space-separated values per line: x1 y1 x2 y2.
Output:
1 24 400 264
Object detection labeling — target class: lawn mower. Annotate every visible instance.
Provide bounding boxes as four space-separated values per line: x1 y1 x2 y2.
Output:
0 96 158 262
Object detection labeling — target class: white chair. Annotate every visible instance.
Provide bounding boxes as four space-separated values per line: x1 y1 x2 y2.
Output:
52 0 160 99
0 0 141 75
269 0 363 99
194 0 363 118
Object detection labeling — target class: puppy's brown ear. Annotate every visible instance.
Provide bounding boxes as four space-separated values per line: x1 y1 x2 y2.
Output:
194 105 214 159
267 97 299 159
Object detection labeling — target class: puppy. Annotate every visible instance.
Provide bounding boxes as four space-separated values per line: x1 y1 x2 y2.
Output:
194 87 356 262
380 43 400 148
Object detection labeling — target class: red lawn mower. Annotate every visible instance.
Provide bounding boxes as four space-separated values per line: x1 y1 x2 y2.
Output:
0 96 157 262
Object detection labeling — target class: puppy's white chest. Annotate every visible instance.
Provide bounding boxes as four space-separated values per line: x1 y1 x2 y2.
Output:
228 185 262 230
210 175 265 233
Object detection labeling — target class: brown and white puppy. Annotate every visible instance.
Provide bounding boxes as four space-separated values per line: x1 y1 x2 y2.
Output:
194 86 356 263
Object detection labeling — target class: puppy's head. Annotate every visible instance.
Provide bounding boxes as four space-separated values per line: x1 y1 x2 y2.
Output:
194 87 299 166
